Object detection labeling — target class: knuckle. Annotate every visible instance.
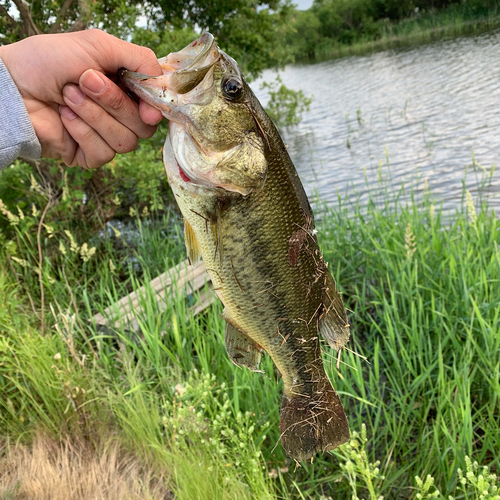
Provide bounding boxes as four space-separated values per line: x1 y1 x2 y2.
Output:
86 28 108 45
105 89 129 113
79 126 98 145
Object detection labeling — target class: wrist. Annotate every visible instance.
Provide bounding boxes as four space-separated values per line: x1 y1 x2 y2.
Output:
0 42 21 90
0 56 42 164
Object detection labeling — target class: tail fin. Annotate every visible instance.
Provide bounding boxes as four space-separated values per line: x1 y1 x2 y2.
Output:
280 376 349 461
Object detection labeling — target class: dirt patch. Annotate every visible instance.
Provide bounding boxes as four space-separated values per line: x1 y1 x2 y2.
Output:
0 433 172 500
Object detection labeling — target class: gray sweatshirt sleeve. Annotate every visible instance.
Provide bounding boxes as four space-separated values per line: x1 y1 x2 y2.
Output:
0 58 42 170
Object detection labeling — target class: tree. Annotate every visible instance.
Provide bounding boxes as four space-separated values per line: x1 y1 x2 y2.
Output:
0 0 139 43
286 9 323 60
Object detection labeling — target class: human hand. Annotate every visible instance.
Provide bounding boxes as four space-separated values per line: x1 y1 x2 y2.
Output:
0 29 163 169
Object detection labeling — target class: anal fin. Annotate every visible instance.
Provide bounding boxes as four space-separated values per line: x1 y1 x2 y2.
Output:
224 313 262 372
320 270 350 351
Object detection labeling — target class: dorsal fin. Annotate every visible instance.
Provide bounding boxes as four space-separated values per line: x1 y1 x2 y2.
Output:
224 313 263 372
320 270 350 351
184 220 200 264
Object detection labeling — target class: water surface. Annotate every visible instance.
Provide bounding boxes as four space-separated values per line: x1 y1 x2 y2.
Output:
253 29 500 214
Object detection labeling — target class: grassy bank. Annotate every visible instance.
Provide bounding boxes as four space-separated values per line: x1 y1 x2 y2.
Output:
326 15 500 61
289 2 500 62
1 167 499 498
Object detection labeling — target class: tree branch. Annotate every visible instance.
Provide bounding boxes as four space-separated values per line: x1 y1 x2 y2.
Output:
11 0 41 36
67 0 91 32
49 0 75 33
0 4 19 31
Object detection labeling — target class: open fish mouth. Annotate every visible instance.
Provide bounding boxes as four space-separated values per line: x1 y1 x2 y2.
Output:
120 32 219 111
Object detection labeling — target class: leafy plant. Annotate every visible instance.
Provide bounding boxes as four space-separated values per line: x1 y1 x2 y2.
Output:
261 75 312 127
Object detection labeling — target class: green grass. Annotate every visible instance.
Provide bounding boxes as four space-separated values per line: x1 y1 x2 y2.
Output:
1 164 500 498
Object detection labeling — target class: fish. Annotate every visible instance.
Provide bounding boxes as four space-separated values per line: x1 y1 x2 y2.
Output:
121 32 351 461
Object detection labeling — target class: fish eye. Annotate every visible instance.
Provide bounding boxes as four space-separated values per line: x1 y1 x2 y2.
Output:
222 77 244 101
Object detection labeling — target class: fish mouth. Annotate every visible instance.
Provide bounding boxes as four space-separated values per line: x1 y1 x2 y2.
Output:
120 32 219 112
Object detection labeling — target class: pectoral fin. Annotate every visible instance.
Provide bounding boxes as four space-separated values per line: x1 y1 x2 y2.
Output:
224 316 263 372
320 271 350 351
184 220 200 264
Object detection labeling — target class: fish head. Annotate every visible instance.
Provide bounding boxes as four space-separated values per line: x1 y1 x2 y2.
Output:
121 33 267 197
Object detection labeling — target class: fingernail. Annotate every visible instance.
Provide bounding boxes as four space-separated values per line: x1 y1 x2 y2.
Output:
80 69 106 94
63 84 85 105
59 105 77 120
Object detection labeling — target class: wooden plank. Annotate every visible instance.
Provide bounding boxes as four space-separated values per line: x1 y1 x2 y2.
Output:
91 259 214 331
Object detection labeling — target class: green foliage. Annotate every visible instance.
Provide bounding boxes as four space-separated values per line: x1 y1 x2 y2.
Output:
453 457 500 500
0 0 140 42
287 9 325 60
286 0 500 60
0 136 170 248
413 456 500 500
261 75 312 127
335 425 385 500
334 425 499 500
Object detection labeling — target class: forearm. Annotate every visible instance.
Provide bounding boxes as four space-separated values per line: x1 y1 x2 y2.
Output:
0 57 41 170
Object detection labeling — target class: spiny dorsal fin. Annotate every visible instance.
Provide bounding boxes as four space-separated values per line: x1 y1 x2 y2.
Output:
184 220 200 264
320 270 350 351
224 314 263 372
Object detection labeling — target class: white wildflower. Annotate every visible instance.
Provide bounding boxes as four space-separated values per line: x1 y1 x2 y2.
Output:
0 199 20 225
466 190 477 225
64 230 79 253
30 173 43 194
405 223 416 261
80 243 96 263
109 224 121 238
11 256 30 267
43 224 55 238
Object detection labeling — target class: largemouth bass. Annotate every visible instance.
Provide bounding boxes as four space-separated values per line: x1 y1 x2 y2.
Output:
121 33 351 461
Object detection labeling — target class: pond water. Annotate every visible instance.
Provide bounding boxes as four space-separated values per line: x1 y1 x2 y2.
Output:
253 29 500 215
